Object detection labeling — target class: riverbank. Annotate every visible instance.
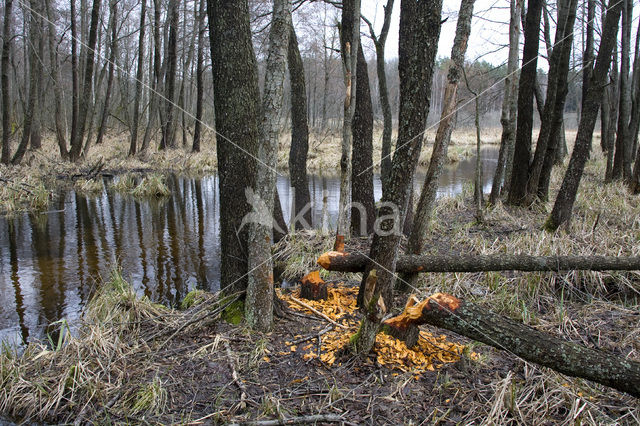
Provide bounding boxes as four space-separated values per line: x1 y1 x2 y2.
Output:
1 142 639 423
0 126 507 215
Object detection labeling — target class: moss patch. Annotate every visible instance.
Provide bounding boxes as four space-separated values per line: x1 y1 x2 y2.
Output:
222 300 245 325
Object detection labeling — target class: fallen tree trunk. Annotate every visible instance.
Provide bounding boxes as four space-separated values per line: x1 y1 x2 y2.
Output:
317 251 640 273
384 293 640 397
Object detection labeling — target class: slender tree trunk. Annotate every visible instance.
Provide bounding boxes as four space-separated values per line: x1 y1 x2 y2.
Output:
129 0 147 156
287 25 312 229
11 0 44 164
95 0 117 147
350 46 375 236
69 0 80 161
352 0 443 356
582 0 595 112
490 0 522 204
1 0 14 164
399 0 474 292
527 0 578 203
363 0 394 186
337 0 360 238
192 0 205 153
612 0 632 180
141 0 163 153
605 50 619 180
160 0 179 150
69 0 101 161
178 5 197 148
207 0 260 292
545 0 622 231
44 0 68 159
245 0 291 332
507 0 543 205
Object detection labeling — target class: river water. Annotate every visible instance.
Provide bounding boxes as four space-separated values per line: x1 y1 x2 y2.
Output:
0 148 498 344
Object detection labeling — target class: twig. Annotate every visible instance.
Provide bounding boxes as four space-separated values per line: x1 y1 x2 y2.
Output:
228 414 349 425
224 340 248 410
291 325 333 345
288 296 348 329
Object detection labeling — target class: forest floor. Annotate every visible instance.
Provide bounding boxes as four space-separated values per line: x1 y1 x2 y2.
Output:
1 138 639 424
0 126 506 215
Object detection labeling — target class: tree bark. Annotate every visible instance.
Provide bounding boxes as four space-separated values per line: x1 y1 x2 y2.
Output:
207 0 260 292
69 0 101 162
527 0 578 203
192 0 205 153
350 45 375 236
287 25 312 230
363 0 394 187
490 0 522 204
507 0 543 205
160 0 179 150
245 0 290 332
611 0 632 180
582 0 595 112
400 0 475 291
140 0 163 153
318 251 640 273
11 0 44 164
383 293 640 397
337 0 360 238
129 0 147 156
95 0 118 148
605 49 619 180
545 0 622 231
352 0 443 356
1 0 13 164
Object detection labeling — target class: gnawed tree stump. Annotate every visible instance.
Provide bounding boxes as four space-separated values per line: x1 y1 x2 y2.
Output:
300 271 328 301
317 251 640 273
384 293 640 397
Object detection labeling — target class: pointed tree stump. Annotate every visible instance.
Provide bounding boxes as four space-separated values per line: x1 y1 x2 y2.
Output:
300 271 328 301
383 293 640 398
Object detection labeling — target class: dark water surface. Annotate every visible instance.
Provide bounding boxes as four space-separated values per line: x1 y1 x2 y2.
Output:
0 148 498 344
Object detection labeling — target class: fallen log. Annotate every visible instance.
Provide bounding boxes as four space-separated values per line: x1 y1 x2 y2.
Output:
317 251 640 273
384 293 640 398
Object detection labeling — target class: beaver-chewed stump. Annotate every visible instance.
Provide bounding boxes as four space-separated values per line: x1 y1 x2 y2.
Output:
300 271 328 301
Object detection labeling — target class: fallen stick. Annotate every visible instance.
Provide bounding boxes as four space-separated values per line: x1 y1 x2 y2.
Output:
228 414 349 426
317 251 640 273
291 325 333 345
384 293 640 397
224 340 248 410
289 296 348 329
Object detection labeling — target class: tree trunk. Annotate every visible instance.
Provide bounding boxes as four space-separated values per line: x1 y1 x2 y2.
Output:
192 0 205 153
545 0 622 231
337 0 360 238
68 0 101 162
383 293 640 398
350 45 375 236
95 0 118 148
582 0 595 112
1 0 12 164
400 0 474 291
363 0 394 186
528 0 578 203
507 0 543 205
612 0 632 180
490 0 522 205
141 0 163 153
287 25 312 230
605 49 619 180
11 0 44 164
245 0 290 332
352 0 444 356
160 0 179 150
44 0 68 159
318 251 640 273
129 0 147 156
207 0 260 292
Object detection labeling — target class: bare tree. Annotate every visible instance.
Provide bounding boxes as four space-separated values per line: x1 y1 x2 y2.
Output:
246 0 291 332
192 0 206 153
545 0 622 231
399 0 475 292
352 0 443 356
1 0 14 164
129 0 147 155
95 0 118 147
160 0 179 150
